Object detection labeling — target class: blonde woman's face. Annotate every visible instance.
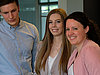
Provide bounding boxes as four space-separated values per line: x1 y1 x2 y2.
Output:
49 13 63 37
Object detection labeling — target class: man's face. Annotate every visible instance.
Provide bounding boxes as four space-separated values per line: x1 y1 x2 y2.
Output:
0 2 20 27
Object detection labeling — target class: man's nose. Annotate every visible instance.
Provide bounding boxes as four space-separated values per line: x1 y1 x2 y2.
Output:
9 12 13 19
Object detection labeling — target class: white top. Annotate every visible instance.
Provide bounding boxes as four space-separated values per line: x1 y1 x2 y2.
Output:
68 64 74 75
48 55 57 75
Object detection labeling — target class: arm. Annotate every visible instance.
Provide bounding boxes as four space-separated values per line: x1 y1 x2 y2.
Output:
33 41 43 75
31 26 39 72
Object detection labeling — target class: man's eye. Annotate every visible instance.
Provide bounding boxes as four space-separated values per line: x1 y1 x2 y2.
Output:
3 12 8 14
11 9 16 13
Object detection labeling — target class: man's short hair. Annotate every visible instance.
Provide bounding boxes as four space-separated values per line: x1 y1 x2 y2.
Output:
0 0 19 7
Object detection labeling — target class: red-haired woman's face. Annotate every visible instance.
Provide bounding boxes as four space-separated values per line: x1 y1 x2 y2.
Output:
49 13 63 37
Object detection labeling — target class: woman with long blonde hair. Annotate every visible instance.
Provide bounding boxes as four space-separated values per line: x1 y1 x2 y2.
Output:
35 8 71 75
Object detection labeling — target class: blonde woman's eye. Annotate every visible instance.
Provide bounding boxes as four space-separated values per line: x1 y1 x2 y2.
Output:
66 28 70 31
48 21 52 24
56 20 61 23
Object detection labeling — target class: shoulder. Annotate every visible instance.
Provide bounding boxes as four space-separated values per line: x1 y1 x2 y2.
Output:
20 20 39 37
81 40 100 74
83 40 100 53
20 20 38 31
82 40 100 63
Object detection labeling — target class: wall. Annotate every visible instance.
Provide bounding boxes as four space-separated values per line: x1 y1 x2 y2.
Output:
84 0 99 28
58 0 99 28
58 0 83 15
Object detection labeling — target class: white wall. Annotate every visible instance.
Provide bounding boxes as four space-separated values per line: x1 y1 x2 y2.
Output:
58 0 67 12
58 0 83 15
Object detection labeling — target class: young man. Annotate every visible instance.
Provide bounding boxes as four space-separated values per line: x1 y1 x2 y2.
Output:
0 0 39 75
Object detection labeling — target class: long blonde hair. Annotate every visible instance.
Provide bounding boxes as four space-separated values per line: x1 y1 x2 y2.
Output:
35 8 71 75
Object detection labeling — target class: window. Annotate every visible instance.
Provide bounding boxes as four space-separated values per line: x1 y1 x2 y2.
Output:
40 0 58 3
19 0 36 25
39 0 58 40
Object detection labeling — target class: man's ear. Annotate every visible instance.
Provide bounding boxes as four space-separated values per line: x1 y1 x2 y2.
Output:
0 9 2 15
0 12 2 15
85 26 89 33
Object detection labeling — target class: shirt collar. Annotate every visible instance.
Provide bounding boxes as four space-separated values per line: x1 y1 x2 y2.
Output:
2 19 23 30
